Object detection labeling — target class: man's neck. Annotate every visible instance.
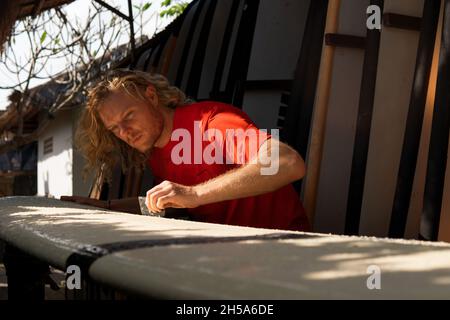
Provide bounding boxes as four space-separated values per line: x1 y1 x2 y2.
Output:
154 106 175 149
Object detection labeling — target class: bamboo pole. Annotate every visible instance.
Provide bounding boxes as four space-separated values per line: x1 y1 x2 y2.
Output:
302 0 341 227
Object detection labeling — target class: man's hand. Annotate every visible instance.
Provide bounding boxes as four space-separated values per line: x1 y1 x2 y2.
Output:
145 180 200 213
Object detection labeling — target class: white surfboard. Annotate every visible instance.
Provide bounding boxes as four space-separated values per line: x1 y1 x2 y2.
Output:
1 196 450 299
360 0 425 237
313 0 369 234
241 0 311 130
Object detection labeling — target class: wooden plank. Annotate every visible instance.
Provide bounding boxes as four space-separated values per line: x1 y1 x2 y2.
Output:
421 0 450 241
313 0 368 234
134 46 152 70
283 0 329 158
158 35 177 77
404 7 442 240
166 4 199 83
144 44 160 73
325 33 366 49
359 0 424 237
301 0 340 226
383 12 422 31
389 0 441 238
150 33 170 73
178 0 209 91
346 0 384 236
196 0 235 100
438 133 450 242
210 0 241 100
225 0 261 107
185 0 218 98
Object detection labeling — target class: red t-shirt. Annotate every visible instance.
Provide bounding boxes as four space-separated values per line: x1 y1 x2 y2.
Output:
148 101 310 231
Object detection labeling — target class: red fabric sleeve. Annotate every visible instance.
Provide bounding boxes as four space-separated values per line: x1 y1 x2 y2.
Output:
205 104 272 165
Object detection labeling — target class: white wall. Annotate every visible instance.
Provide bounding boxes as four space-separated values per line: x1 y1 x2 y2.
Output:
37 111 73 198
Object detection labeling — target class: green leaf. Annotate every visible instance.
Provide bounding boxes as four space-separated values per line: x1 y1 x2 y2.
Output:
142 2 151 11
40 31 47 44
160 2 188 17
161 0 171 7
54 38 60 45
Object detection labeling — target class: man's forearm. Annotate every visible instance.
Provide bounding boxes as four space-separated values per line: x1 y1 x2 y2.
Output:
194 150 304 206
145 140 306 212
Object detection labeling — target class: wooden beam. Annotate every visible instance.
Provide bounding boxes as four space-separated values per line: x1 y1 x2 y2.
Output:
345 0 384 236
325 33 366 49
174 0 207 88
383 13 422 31
389 0 442 238
210 0 241 101
421 0 450 241
225 0 261 108
185 0 218 98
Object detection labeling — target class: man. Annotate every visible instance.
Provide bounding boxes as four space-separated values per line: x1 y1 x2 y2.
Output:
65 69 310 232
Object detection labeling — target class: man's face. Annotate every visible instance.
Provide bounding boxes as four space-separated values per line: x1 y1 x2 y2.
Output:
97 87 163 153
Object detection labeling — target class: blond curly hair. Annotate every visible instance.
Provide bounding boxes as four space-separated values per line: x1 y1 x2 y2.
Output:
75 69 186 182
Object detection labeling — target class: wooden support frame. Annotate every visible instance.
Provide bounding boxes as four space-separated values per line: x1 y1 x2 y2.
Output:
421 0 450 241
225 0 261 108
185 0 218 98
174 0 207 88
210 0 241 101
345 0 385 236
389 0 442 238
383 12 422 31
325 33 366 49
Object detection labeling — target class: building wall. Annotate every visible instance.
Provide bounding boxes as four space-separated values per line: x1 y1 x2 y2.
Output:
37 111 73 198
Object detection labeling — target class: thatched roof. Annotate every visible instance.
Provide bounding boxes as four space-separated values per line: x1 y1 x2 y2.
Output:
16 0 75 19
0 0 75 52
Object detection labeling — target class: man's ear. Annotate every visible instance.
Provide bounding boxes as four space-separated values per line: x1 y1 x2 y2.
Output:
145 85 158 105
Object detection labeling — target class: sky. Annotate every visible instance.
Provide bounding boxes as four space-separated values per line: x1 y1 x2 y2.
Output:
0 0 179 110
